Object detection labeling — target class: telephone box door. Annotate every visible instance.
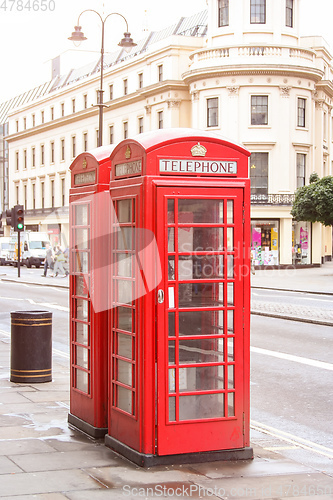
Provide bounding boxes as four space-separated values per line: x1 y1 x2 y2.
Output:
156 187 247 456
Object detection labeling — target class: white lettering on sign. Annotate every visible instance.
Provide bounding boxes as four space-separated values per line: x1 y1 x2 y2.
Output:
115 160 142 177
159 159 237 175
74 171 96 185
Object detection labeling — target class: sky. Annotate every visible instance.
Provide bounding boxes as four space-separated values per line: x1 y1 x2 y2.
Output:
0 0 333 103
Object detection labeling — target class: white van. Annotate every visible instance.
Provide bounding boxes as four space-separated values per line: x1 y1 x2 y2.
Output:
21 232 51 268
0 237 11 265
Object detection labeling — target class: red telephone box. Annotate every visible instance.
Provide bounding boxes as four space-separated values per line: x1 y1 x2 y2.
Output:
105 129 253 465
68 145 115 437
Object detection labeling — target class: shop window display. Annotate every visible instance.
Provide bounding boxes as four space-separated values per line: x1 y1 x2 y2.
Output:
292 221 311 265
251 220 279 266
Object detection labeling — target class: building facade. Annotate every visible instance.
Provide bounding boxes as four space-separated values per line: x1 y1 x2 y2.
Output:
2 0 333 265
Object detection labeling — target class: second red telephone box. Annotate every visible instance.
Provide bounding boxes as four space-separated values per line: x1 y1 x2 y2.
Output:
105 129 253 465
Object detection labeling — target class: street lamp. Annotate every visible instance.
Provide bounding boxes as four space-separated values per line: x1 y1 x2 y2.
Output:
69 10 136 147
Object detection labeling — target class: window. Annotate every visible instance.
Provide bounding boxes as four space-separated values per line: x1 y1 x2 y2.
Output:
32 147 36 167
23 117 27 130
23 149 27 169
51 179 55 208
251 95 268 125
123 79 128 96
250 152 268 196
286 0 293 27
207 98 218 127
24 185 27 210
16 185 19 205
83 132 88 151
96 130 99 147
32 114 35 127
51 142 55 163
297 98 306 127
72 99 76 113
41 111 44 124
32 184 36 210
72 136 76 158
51 107 54 120
158 111 163 129
138 73 143 89
16 121 19 132
123 121 128 139
218 0 229 27
41 181 45 209
41 145 45 165
109 84 113 100
138 117 144 134
61 103 65 117
61 139 65 161
250 0 266 24
15 151 19 171
83 94 88 109
109 126 114 144
158 64 163 82
61 178 66 206
296 154 306 188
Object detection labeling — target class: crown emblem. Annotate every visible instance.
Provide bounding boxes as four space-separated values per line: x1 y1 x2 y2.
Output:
191 142 207 157
125 146 131 159
82 159 87 169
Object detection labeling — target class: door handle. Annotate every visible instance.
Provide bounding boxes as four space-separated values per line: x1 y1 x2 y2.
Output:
157 289 164 304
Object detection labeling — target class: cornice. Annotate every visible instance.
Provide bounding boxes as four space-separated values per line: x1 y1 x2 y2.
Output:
182 65 324 85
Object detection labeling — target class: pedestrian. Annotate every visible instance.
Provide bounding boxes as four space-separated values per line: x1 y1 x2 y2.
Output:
53 246 69 277
41 243 54 277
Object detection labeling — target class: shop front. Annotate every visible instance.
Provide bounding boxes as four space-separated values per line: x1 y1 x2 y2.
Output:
251 219 279 266
292 221 311 265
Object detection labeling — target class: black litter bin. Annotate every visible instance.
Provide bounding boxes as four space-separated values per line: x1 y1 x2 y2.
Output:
10 310 52 383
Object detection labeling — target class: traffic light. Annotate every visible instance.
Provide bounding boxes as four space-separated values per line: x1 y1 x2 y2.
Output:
13 205 24 232
6 208 13 227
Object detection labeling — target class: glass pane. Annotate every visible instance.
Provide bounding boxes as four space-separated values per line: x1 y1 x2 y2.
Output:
76 369 89 393
169 312 175 337
117 227 133 250
168 258 175 280
75 275 89 297
179 393 224 420
179 256 224 280
168 228 175 252
74 252 88 273
117 307 132 331
116 386 132 413
228 364 235 388
169 369 176 393
227 283 234 305
75 299 89 321
228 337 234 361
75 346 89 369
178 365 224 392
227 309 234 333
75 322 89 345
227 228 234 251
179 310 223 336
117 333 132 359
227 255 234 278
75 204 88 225
227 200 234 223
169 341 175 364
169 397 176 420
75 228 89 250
117 199 132 223
179 338 224 364
228 392 235 417
117 359 133 386
167 199 175 224
178 200 224 223
117 253 132 277
179 283 223 308
117 280 132 304
178 227 223 252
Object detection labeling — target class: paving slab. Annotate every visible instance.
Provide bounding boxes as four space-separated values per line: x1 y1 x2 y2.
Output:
0 438 56 456
1 494 68 500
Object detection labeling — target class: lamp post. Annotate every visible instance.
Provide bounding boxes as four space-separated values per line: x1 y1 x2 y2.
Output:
69 10 136 147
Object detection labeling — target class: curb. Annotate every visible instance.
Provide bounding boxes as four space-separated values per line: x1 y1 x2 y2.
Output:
0 277 69 289
252 285 333 296
251 310 333 327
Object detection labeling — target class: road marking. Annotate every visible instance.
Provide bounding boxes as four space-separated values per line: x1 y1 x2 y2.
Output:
53 348 70 359
0 296 69 312
251 420 333 459
251 346 333 371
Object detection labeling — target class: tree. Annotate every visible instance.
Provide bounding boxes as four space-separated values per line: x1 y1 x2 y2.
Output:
291 175 333 226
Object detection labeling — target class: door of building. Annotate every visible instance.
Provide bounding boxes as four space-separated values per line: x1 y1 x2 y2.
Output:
156 187 246 456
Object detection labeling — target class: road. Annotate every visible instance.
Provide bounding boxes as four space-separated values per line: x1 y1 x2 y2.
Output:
1 270 332 473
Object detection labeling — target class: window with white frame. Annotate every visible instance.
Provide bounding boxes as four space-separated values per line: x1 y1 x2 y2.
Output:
24 185 27 210
83 94 88 109
15 151 19 171
158 111 164 129
250 152 269 196
286 0 293 27
109 126 114 144
83 132 88 151
61 139 65 161
138 117 144 134
250 0 266 24
32 147 36 167
297 98 306 128
138 73 143 89
251 95 268 125
41 181 45 209
41 145 45 165
296 154 306 188
123 79 128 96
61 178 66 206
51 142 55 163
32 183 36 210
109 84 113 100
218 0 229 27
51 179 55 208
158 64 163 82
23 149 27 169
123 121 128 139
207 98 218 127
72 136 76 158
